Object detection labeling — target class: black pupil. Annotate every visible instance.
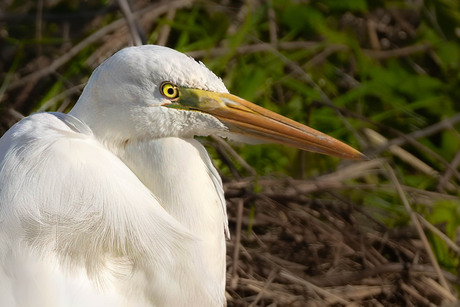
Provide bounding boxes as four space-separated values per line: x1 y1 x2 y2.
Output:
167 88 175 95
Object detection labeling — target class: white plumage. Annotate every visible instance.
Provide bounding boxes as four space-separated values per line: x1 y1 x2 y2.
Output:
0 45 364 306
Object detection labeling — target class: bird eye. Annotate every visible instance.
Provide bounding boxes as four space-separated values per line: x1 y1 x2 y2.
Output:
160 82 179 101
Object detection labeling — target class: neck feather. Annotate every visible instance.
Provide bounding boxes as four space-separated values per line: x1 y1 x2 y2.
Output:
115 137 228 292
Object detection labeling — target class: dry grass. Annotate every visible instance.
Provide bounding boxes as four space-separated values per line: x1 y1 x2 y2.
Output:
222 158 459 306
1 0 459 306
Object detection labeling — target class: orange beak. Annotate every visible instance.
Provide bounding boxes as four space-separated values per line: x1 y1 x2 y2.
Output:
174 88 366 160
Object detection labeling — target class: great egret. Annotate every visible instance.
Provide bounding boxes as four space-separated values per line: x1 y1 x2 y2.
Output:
0 45 364 306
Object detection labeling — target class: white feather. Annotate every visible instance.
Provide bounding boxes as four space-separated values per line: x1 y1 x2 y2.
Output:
0 45 231 306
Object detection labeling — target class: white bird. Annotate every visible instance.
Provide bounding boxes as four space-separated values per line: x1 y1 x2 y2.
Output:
0 45 364 307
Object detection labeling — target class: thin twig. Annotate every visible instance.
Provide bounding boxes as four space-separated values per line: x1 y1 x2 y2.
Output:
211 136 257 176
0 47 22 104
7 109 25 121
362 42 431 59
267 0 277 45
248 268 278 306
117 0 144 46
367 18 381 50
230 198 244 289
304 44 348 70
315 104 460 181
7 0 192 92
400 283 435 306
417 213 460 255
37 84 84 112
157 8 176 46
422 276 458 302
186 41 431 60
206 139 241 179
375 113 460 158
437 149 460 192
309 262 459 287
35 0 43 55
279 270 351 305
8 18 126 91
364 128 439 177
384 163 452 296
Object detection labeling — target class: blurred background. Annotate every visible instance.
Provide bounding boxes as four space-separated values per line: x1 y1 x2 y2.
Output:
1 0 459 305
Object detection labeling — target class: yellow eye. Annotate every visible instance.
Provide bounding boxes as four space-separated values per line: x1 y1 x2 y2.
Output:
160 82 179 100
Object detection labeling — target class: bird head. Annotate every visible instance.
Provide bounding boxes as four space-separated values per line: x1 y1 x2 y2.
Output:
70 45 365 160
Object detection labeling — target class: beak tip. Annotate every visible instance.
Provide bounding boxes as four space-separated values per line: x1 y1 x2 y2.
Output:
336 147 368 161
358 153 371 161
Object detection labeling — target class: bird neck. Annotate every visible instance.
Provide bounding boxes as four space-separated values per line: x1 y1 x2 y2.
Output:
114 137 228 288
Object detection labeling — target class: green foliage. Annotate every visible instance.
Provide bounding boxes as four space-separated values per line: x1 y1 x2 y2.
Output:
425 200 460 270
2 0 460 276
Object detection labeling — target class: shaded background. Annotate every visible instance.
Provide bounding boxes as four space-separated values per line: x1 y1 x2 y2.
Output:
1 0 459 305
